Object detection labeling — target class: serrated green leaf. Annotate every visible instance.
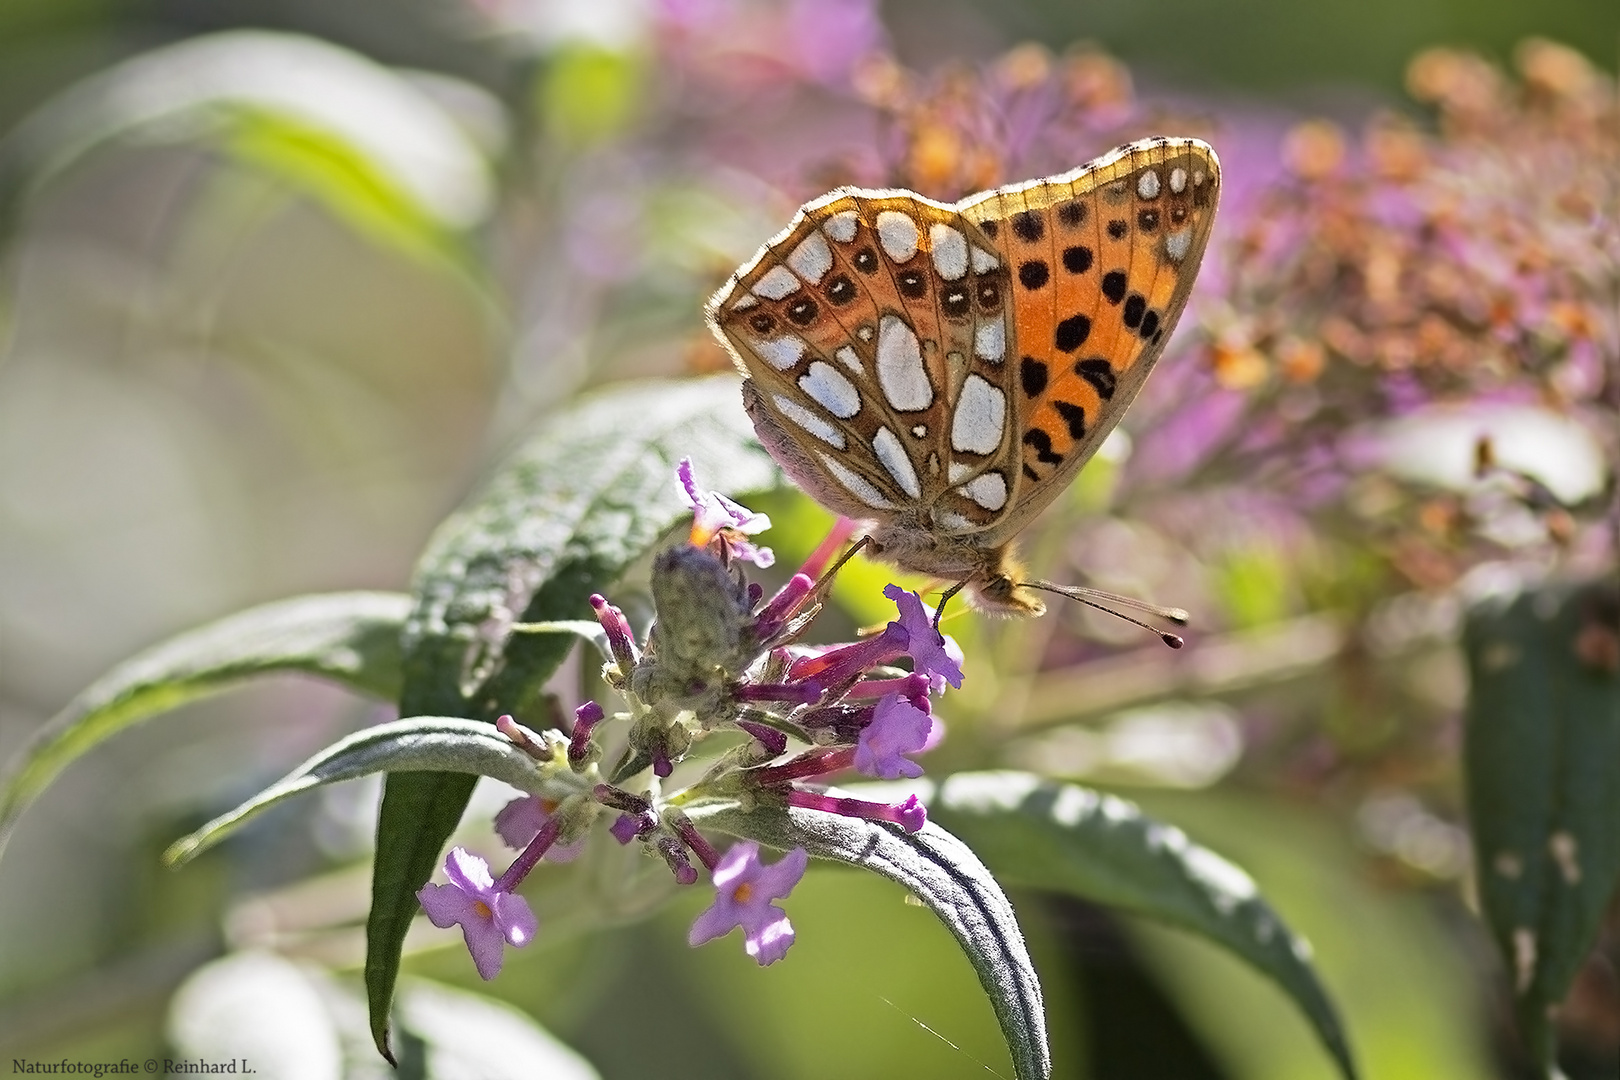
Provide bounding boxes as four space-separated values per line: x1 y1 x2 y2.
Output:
925 771 1357 1080
687 798 1052 1080
0 591 410 859
1464 580 1620 1071
367 375 775 1060
165 716 569 867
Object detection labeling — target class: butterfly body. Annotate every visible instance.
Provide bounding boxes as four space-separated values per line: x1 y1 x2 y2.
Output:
709 138 1220 615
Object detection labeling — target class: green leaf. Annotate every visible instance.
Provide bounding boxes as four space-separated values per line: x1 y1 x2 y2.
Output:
1464 579 1620 1071
688 797 1052 1080
366 374 775 1060
164 716 573 866
0 591 410 858
925 771 1358 1080
0 30 494 253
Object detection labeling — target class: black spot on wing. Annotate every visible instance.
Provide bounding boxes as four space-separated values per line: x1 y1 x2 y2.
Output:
1053 401 1087 440
1023 428 1062 464
1020 356 1048 398
1012 210 1045 242
1075 357 1116 400
1055 314 1092 353
1101 271 1127 304
1123 293 1146 330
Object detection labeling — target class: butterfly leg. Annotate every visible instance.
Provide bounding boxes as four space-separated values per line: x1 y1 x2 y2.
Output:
932 579 969 632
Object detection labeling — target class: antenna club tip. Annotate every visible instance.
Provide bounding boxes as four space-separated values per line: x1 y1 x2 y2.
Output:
1165 609 1192 626
1162 633 1185 649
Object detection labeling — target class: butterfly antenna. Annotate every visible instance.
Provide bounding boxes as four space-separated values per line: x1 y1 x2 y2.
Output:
1019 579 1189 649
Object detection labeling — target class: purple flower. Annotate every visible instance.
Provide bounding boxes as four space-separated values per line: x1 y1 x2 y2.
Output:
416 848 538 980
854 692 932 779
678 458 774 567
884 584 964 690
493 796 585 863
688 841 809 965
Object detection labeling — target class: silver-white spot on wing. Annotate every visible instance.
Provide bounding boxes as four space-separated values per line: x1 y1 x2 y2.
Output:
823 210 858 243
950 374 1006 455
818 451 895 509
754 335 807 371
798 361 862 419
787 232 834 283
973 318 1005 363
834 345 863 375
1137 169 1161 199
876 314 933 411
1169 167 1187 193
934 509 973 531
731 294 759 311
773 394 845 448
872 426 921 499
948 461 971 483
753 265 801 299
970 246 1000 273
1164 228 1192 262
957 470 1008 511
929 223 968 280
876 210 919 263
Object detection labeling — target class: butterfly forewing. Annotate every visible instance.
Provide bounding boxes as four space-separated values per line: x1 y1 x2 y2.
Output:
958 138 1220 545
708 137 1219 580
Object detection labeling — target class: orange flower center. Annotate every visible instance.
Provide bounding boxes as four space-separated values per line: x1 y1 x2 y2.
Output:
732 883 754 904
473 900 492 920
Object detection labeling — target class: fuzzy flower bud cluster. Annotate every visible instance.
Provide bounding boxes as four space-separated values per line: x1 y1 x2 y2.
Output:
418 460 963 977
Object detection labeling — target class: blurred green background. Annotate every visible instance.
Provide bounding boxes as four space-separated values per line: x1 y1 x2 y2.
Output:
1 1 1614 1077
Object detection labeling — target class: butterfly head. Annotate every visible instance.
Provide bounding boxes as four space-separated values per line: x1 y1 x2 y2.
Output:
972 571 1047 618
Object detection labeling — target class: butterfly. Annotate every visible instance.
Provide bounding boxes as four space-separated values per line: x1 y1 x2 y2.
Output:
706 137 1219 626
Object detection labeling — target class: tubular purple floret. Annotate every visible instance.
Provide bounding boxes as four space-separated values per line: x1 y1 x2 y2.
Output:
754 572 815 635
495 814 563 892
786 623 908 687
785 789 927 833
751 746 855 785
736 719 789 756
732 681 824 705
495 714 549 760
590 593 640 670
845 671 932 709
567 700 606 762
673 816 722 871
657 834 699 884
609 813 647 844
